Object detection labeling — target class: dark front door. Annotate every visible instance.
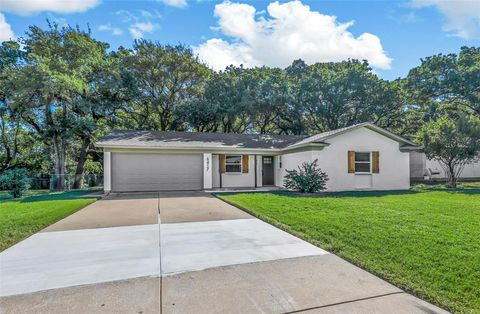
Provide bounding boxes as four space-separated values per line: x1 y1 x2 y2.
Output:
262 156 274 186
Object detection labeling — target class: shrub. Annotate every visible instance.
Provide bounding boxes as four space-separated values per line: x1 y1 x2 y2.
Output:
0 168 31 198
284 159 329 193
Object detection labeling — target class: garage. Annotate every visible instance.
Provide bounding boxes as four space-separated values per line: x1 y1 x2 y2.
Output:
111 153 203 192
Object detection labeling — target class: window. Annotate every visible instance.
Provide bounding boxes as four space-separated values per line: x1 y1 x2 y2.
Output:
225 155 242 173
355 152 371 173
263 157 273 164
279 156 282 168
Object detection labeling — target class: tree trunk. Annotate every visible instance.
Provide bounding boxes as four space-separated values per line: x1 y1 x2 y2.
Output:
51 135 67 191
447 164 457 189
73 137 90 189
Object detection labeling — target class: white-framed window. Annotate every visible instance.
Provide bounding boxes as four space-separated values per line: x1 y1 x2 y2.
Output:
355 152 371 173
225 155 242 173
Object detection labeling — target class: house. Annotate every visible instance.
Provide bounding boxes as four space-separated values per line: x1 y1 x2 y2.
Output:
96 122 421 193
410 151 480 181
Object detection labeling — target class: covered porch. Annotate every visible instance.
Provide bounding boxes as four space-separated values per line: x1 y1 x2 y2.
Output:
207 153 281 189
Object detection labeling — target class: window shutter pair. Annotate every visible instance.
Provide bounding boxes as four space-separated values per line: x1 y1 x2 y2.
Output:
347 151 380 173
218 154 249 173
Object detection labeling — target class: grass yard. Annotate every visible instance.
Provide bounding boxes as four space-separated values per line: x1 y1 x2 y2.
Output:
0 190 98 251
218 189 480 313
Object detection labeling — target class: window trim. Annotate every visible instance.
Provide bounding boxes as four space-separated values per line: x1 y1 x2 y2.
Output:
354 151 372 174
225 155 242 173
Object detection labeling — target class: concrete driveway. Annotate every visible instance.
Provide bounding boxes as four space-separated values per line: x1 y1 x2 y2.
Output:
0 192 448 314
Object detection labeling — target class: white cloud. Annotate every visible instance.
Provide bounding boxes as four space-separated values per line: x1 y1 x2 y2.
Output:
412 0 480 39
129 22 157 39
116 10 161 39
112 28 123 36
140 9 162 19
98 24 123 36
116 9 136 23
194 1 392 71
135 22 156 32
0 12 14 42
161 0 187 8
0 0 100 15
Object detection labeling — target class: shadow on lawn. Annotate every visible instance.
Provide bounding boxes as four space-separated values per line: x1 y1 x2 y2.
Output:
1 189 101 203
219 187 480 198
276 190 419 198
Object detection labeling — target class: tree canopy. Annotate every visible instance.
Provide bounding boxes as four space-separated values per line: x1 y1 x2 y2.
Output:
0 22 479 189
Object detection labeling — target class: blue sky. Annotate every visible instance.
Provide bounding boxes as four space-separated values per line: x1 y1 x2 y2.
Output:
1 0 479 80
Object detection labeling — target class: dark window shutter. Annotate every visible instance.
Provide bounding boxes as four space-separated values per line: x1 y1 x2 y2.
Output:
219 154 226 173
348 151 355 173
372 151 380 173
242 155 249 173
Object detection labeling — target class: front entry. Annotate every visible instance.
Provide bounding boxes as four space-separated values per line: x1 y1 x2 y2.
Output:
262 156 274 186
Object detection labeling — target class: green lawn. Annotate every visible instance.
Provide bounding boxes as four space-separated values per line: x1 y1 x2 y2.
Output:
218 189 480 313
0 190 98 251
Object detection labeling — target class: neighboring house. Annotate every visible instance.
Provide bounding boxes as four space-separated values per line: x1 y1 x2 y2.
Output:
410 151 480 181
96 122 420 193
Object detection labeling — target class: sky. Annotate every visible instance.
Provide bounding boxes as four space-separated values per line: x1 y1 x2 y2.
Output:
0 0 479 80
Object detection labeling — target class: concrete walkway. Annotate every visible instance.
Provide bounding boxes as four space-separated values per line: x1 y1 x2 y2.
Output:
0 191 449 314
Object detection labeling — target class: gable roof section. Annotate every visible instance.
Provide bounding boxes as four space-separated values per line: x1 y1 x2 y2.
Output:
97 123 420 151
97 130 308 150
284 122 418 150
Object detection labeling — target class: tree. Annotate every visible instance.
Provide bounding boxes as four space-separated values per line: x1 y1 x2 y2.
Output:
0 41 23 171
419 115 480 188
407 47 480 118
182 66 250 133
9 23 108 190
121 41 210 131
0 168 30 198
71 49 129 188
288 59 404 133
243 67 291 134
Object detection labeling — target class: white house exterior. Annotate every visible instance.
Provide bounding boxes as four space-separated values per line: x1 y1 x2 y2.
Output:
97 123 420 193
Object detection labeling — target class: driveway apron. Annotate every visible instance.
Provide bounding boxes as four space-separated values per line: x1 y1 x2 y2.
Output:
1 191 449 314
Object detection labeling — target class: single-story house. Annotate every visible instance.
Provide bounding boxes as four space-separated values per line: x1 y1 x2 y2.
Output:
96 122 421 193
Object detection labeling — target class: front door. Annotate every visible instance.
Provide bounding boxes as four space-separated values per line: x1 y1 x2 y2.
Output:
262 156 274 186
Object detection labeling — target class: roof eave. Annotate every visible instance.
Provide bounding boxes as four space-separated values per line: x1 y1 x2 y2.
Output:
281 142 329 152
400 145 423 152
96 143 283 153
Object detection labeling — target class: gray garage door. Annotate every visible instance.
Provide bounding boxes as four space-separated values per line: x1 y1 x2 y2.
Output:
111 153 203 192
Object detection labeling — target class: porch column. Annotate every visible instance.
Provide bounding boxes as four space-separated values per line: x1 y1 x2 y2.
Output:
254 154 257 188
256 155 263 187
203 153 212 189
104 151 111 193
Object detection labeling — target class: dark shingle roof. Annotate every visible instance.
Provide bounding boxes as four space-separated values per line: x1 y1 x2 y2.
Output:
97 130 308 150
97 123 419 150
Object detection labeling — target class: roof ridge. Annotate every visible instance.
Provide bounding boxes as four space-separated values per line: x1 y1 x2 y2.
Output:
110 129 307 138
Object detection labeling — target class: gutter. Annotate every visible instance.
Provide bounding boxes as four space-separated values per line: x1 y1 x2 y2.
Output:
96 142 329 154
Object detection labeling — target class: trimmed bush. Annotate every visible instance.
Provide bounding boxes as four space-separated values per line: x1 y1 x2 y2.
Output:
0 168 30 198
284 159 329 193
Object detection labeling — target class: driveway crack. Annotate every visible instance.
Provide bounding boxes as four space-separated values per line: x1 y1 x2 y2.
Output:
282 291 405 313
